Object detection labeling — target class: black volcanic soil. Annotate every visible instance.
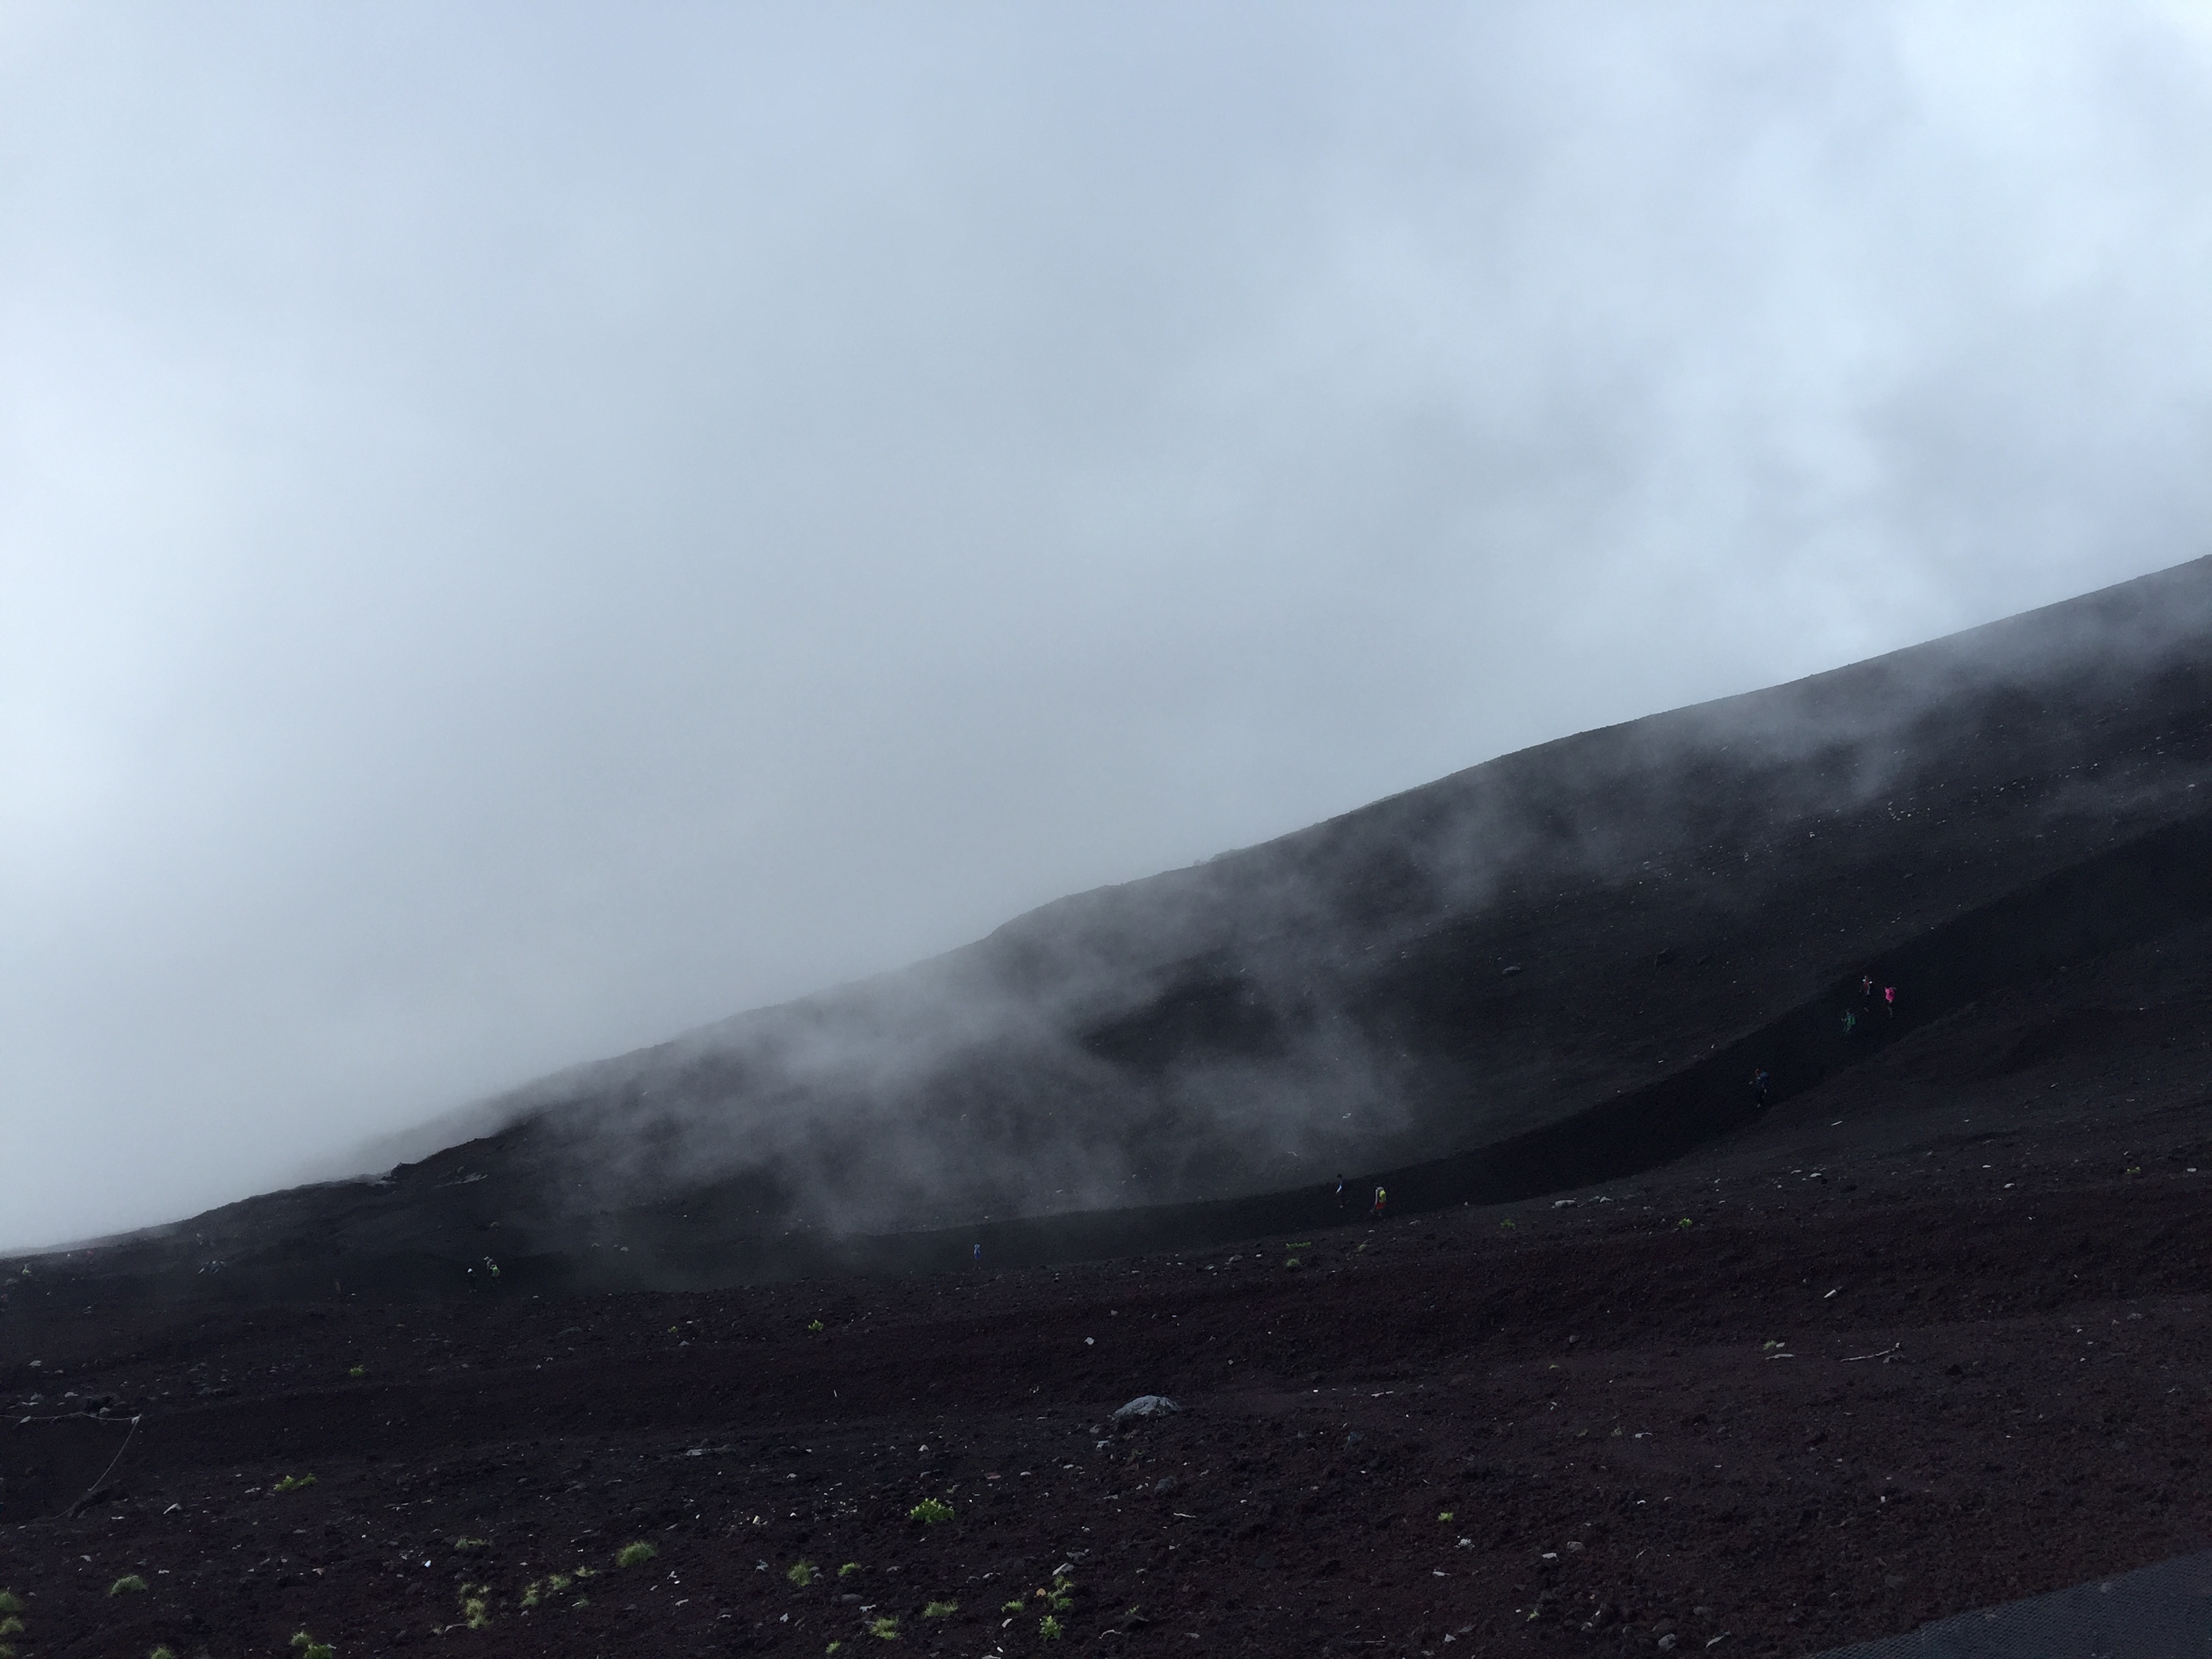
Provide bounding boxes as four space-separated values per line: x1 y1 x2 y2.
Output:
11 920 2212 1659
10 564 2212 1656
83 552 2211 1290
19 559 2212 1311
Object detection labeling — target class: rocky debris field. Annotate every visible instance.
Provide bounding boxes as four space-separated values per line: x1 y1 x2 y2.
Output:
12 562 2212 1656
11 1081 2212 1659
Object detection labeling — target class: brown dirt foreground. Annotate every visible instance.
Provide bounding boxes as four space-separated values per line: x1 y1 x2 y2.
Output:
12 1120 2212 1659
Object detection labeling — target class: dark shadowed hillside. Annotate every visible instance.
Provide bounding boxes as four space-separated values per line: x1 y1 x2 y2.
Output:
17 556 2212 1300
16 560 2212 1659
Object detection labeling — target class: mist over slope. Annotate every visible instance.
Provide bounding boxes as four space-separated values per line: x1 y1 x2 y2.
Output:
25 554 2212 1290
395 558 2212 1235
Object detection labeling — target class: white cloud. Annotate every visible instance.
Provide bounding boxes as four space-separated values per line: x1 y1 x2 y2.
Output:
4 1 2211 1246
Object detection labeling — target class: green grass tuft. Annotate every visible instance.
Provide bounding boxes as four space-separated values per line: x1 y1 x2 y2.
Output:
615 1540 657 1568
107 1576 148 1596
0 1592 19 1614
291 1634 335 1659
907 1497 954 1524
1040 1614 1064 1640
838 1561 863 1577
922 1599 957 1618
272 1473 316 1494
787 1559 816 1587
867 1615 900 1639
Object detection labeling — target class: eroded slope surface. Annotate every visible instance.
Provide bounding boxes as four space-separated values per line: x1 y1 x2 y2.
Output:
23 557 2212 1296
10 562 2212 1655
8 813 2212 1656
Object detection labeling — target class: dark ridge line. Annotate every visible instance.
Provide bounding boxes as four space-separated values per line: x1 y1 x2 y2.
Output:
714 805 2212 1281
27 808 2212 1305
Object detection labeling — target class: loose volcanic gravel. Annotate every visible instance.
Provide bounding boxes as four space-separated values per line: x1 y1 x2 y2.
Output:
11 1124 2212 1658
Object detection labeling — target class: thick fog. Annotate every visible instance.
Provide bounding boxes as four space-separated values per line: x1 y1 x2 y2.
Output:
4 3 2211 1250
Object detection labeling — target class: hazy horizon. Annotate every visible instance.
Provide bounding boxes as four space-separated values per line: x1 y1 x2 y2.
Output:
7 2 2212 1250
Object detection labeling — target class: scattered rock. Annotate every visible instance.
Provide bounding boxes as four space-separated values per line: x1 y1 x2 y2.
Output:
1113 1395 1180 1424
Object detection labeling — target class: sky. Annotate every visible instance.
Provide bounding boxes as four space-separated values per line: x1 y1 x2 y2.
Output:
5 2 2212 1250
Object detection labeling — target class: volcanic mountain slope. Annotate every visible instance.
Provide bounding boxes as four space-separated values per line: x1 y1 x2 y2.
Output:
9 891 2212 1657
20 555 2212 1298
16 562 2212 1658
